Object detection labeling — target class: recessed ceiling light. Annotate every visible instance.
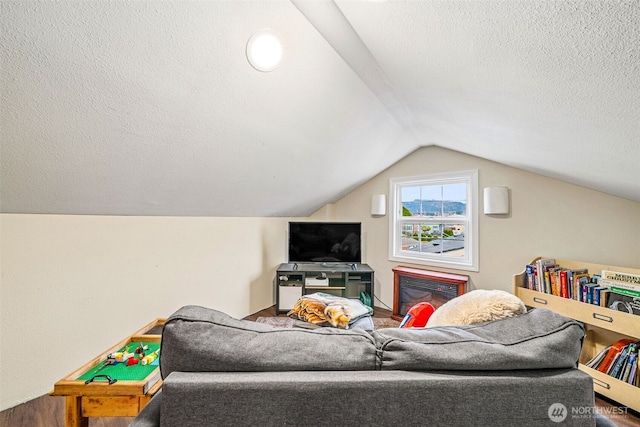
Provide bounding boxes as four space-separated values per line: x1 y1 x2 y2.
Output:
246 29 284 72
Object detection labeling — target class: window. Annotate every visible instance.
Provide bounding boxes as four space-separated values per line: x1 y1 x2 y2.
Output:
389 170 478 271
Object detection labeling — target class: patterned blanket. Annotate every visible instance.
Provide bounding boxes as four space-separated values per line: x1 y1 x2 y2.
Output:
287 292 373 329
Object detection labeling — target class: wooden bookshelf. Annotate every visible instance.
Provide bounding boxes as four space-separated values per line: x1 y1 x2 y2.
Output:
513 258 640 412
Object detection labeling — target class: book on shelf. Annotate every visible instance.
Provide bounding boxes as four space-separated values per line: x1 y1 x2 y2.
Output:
621 346 637 383
520 261 640 315
559 269 569 298
593 286 608 306
551 267 569 297
629 355 639 386
586 346 611 369
609 286 640 298
607 291 640 316
585 338 637 374
601 270 640 292
567 271 576 299
543 268 552 294
534 258 556 294
595 339 635 374
609 344 633 378
598 288 610 307
549 267 559 296
525 264 535 290
574 274 590 302
585 283 599 304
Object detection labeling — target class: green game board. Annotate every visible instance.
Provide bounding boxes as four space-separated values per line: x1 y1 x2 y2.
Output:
77 342 161 382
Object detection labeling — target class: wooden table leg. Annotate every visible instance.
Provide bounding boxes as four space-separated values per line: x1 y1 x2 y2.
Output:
65 396 88 427
139 395 152 410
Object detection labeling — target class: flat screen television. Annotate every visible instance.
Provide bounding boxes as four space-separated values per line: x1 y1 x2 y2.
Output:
288 222 361 264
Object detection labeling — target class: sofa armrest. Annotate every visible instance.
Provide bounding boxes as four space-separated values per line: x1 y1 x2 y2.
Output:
128 389 161 427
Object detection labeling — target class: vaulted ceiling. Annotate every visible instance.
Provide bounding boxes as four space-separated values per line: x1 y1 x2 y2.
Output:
1 1 638 217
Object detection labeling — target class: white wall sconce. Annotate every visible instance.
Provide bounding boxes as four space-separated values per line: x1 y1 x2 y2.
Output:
483 187 510 215
371 194 386 216
246 29 284 72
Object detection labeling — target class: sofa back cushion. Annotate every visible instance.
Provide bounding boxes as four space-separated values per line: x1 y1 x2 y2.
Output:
372 308 584 371
160 305 378 378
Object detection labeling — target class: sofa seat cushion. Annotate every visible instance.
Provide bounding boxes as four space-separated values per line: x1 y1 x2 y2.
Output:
373 308 584 371
160 305 378 378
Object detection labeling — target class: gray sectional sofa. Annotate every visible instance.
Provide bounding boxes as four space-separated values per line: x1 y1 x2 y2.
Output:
130 305 602 427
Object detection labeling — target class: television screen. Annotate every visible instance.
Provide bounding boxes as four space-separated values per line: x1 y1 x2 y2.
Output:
288 222 361 264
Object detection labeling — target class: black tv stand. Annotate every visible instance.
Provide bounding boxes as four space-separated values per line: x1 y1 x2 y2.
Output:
275 263 374 314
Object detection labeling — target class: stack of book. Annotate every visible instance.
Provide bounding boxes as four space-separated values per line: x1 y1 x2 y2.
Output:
586 339 639 387
599 270 640 316
524 259 640 316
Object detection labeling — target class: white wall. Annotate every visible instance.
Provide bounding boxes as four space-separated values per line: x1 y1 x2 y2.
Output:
320 146 640 310
2 146 639 411
0 214 290 411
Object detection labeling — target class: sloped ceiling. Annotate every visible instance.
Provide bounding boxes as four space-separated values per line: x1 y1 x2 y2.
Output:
1 0 638 217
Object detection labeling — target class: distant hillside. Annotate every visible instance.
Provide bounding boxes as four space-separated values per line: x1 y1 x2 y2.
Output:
402 200 466 216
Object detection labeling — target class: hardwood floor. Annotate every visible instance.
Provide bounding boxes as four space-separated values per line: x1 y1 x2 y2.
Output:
2 305 638 427
0 394 132 427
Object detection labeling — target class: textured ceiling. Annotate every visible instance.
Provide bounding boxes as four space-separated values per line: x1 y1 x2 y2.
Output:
1 0 638 217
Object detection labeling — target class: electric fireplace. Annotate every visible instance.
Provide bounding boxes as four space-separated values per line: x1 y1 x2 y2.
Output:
392 266 469 321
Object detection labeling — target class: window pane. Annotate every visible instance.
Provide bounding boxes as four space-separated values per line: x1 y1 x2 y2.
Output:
400 222 466 258
442 183 467 202
401 183 467 217
442 183 466 216
400 186 418 216
442 224 465 258
425 198 443 217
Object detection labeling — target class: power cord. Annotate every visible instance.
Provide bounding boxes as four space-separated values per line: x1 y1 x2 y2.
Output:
374 295 393 311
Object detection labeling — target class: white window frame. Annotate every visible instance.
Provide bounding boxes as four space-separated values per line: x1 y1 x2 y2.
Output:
389 170 479 272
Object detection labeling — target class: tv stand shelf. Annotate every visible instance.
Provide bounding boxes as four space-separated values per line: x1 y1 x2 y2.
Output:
275 263 374 314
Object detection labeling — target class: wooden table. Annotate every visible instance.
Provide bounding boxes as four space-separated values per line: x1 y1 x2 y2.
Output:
51 318 165 427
